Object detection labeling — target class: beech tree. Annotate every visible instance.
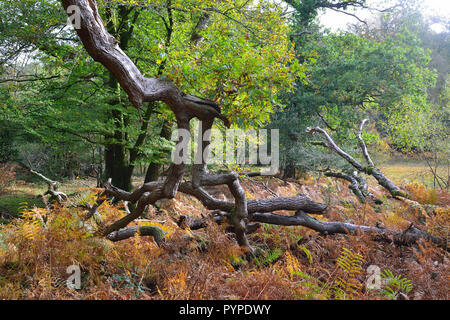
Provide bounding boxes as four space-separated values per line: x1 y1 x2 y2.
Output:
56 0 448 254
0 0 305 190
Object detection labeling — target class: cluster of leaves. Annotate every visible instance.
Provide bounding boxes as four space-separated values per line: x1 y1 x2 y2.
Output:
334 247 365 298
380 269 413 300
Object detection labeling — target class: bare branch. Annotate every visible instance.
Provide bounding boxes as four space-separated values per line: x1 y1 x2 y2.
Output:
328 7 368 26
357 118 375 167
306 126 364 171
324 171 365 203
307 124 408 199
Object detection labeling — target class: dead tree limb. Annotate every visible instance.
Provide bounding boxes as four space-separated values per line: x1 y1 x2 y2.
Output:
357 119 375 167
106 225 166 243
249 211 448 250
177 214 261 234
306 120 408 199
324 171 382 204
324 171 366 203
19 162 68 205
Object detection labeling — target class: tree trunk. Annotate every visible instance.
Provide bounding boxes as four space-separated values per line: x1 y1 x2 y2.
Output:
144 162 161 183
144 119 173 182
104 144 133 191
102 5 139 192
283 162 296 179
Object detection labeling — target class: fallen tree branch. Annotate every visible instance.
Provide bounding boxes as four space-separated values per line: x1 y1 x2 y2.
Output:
60 0 318 252
249 211 448 250
64 0 442 257
324 170 382 204
306 120 408 199
106 225 166 243
177 213 261 234
324 171 366 203
19 162 68 205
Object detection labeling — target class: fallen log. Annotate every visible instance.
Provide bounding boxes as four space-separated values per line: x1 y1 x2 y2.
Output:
249 210 448 250
106 225 166 243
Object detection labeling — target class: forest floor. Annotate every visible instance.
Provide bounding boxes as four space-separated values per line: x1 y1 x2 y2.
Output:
0 163 448 299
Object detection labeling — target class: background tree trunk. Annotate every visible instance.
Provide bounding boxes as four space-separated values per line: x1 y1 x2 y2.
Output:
144 119 173 182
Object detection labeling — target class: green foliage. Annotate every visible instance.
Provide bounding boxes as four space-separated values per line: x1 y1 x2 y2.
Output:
380 269 413 299
0 196 45 219
0 0 306 187
271 3 440 176
109 272 150 297
255 247 283 267
334 247 365 298
298 245 313 264
285 0 369 26
0 121 18 163
70 191 99 208
158 0 303 127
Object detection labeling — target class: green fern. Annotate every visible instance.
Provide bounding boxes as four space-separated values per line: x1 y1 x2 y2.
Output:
266 248 283 264
298 245 313 264
381 269 413 299
70 191 96 207
334 248 366 298
254 248 283 267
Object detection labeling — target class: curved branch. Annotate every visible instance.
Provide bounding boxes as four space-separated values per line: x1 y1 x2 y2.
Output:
63 0 333 251
106 225 166 243
178 183 327 214
357 119 375 167
306 126 364 171
61 0 230 126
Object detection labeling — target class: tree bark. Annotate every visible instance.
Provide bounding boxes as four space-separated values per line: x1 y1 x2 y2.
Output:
324 171 366 203
249 211 448 250
106 225 166 243
102 5 138 192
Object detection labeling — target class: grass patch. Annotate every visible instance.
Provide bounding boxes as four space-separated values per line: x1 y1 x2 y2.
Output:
379 161 448 188
0 192 45 219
